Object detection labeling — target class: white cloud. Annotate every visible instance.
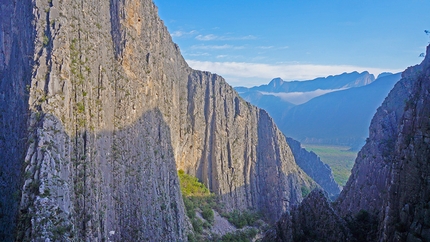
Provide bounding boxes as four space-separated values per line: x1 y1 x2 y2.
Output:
260 89 346 105
195 34 257 41
258 46 274 49
170 30 197 37
186 60 403 87
196 34 218 41
190 44 245 50
230 35 256 40
187 52 210 57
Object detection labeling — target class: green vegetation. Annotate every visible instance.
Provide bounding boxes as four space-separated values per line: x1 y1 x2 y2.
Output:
178 170 262 241
178 170 217 239
303 145 357 186
42 35 49 46
201 205 214 224
301 185 311 197
178 169 211 197
222 210 260 229
218 228 258 242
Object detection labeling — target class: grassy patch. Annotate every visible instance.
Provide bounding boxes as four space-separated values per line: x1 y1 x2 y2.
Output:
303 145 357 186
178 169 211 197
178 170 262 241
178 170 217 237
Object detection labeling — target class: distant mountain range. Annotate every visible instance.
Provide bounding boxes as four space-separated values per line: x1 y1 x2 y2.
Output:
236 71 375 94
236 71 401 149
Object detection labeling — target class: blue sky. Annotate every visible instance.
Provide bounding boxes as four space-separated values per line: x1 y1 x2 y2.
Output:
153 0 430 87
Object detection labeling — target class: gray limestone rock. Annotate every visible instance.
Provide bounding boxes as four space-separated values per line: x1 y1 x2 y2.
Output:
0 0 313 240
262 45 430 242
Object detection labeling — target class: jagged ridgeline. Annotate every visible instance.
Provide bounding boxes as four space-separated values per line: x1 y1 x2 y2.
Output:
0 0 314 241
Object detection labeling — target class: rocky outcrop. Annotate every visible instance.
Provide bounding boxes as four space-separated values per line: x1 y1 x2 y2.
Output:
264 46 430 241
179 70 313 222
0 0 313 240
337 45 430 241
262 189 351 242
287 138 341 200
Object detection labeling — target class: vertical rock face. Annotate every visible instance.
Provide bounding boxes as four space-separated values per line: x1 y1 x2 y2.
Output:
0 1 35 241
0 0 313 240
337 45 430 241
286 138 341 200
263 46 430 242
180 70 312 222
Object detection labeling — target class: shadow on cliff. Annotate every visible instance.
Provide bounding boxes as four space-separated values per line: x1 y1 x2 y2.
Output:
195 108 306 224
0 1 36 241
16 108 189 241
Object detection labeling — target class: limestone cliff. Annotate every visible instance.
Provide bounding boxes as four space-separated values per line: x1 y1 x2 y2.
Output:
336 45 430 241
286 138 341 200
264 46 430 241
0 0 312 241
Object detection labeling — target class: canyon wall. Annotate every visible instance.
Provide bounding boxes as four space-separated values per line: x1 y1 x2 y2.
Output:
0 0 313 240
265 46 430 242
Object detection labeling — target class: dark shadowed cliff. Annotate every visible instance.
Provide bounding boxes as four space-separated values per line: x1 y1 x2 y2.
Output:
286 138 341 200
263 46 430 242
0 0 313 241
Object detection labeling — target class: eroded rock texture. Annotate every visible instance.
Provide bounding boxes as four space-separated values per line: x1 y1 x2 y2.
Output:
0 0 313 241
264 46 430 242
337 45 430 241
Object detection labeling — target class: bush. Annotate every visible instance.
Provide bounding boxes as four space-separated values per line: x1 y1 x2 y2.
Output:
201 205 214 224
178 170 211 197
301 186 310 197
183 196 196 219
191 218 203 233
220 228 258 242
178 170 219 238
224 210 260 229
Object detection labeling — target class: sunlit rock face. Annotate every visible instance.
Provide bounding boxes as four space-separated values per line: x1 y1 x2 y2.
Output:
0 0 313 240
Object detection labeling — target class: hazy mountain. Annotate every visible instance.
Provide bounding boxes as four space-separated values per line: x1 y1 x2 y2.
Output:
237 72 401 149
280 73 401 148
238 90 295 122
236 71 375 93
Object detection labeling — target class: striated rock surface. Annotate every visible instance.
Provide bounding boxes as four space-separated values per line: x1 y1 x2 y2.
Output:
337 45 430 241
0 0 313 240
264 45 430 242
179 70 313 223
0 1 35 240
287 138 341 200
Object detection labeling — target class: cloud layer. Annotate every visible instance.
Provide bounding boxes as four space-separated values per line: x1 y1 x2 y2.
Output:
260 89 346 105
186 60 403 87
